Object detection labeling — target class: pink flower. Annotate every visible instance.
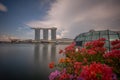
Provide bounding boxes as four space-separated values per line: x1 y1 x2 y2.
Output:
49 70 60 80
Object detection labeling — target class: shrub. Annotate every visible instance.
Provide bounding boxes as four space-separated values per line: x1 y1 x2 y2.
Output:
49 38 120 80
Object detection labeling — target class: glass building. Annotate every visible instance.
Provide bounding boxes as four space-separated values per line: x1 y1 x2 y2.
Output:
74 30 120 50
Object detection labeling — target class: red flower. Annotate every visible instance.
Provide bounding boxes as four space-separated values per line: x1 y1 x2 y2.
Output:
104 49 120 59
94 47 106 53
64 44 75 54
59 49 63 54
111 39 120 50
83 58 88 63
74 62 82 74
98 38 106 41
80 62 114 80
59 73 70 80
74 62 82 69
81 48 87 53
111 39 120 46
87 49 96 55
49 62 54 69
111 43 120 50
84 38 105 51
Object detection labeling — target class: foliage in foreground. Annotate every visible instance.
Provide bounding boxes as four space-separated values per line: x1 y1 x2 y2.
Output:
49 38 120 80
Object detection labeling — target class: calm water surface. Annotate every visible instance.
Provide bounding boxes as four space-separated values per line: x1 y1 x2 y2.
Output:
0 43 69 80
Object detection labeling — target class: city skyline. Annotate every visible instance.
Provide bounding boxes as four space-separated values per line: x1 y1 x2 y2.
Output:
0 0 120 39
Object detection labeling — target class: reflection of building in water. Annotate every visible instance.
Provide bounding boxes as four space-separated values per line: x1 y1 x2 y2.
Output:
33 43 57 79
34 44 57 64
34 44 40 63
51 44 56 61
42 44 48 60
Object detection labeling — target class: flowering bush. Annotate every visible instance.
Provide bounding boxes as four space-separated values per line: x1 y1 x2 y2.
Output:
104 39 120 76
80 62 114 80
49 38 120 80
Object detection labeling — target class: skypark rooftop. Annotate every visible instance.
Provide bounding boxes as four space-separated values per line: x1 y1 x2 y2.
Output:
31 27 57 30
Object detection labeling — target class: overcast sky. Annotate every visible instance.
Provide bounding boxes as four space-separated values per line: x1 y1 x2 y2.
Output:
0 0 120 39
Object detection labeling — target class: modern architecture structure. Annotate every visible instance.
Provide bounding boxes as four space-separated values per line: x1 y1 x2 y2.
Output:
74 30 120 50
31 27 57 41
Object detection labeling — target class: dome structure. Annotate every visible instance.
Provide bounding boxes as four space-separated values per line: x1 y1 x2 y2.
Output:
74 30 120 50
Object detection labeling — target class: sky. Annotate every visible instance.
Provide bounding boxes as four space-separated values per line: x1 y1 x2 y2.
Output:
0 0 120 39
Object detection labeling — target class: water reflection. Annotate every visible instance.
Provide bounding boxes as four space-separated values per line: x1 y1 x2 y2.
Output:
42 44 48 61
0 44 68 80
34 44 40 63
51 44 56 62
33 43 57 80
34 43 57 64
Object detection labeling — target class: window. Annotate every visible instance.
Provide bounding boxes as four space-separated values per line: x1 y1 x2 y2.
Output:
109 35 119 41
109 31 117 35
76 41 83 46
105 41 109 48
100 35 108 40
100 30 108 35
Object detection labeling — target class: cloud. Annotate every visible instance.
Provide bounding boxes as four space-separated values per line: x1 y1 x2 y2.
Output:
16 26 34 39
0 34 18 41
27 0 120 38
0 3 7 12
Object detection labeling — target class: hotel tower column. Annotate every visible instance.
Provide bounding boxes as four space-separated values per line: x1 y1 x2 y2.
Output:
51 28 57 40
35 29 40 41
43 29 48 40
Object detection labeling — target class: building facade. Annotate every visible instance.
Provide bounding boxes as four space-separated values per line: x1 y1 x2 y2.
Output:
74 30 120 50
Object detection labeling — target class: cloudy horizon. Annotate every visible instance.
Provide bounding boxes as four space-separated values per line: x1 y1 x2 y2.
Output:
0 0 120 39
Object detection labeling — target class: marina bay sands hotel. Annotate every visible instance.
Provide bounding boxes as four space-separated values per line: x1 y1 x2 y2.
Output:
31 27 57 41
